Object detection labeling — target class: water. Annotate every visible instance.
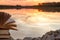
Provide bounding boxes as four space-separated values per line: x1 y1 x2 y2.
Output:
0 9 60 39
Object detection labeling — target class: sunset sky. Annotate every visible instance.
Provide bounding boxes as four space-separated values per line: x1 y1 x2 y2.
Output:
0 0 60 39
0 0 60 6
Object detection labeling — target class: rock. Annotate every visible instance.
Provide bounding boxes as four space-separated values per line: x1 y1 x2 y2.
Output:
42 30 60 40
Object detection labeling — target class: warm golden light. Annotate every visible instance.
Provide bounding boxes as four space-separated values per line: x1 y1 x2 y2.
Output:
25 12 50 26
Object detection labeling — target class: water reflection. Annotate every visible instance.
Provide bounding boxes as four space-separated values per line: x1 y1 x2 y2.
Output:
37 7 60 12
0 9 60 39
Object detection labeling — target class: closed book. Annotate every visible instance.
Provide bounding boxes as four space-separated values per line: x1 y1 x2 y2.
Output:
0 34 10 38
0 38 10 40
0 30 9 34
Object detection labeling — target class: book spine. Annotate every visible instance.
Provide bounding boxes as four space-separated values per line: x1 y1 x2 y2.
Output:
0 30 10 38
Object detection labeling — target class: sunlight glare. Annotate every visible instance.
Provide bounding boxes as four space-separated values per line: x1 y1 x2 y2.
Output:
26 12 50 26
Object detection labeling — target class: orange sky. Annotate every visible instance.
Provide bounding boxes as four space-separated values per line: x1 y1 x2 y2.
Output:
0 0 60 6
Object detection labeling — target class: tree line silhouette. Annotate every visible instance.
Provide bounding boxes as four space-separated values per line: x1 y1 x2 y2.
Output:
0 2 60 9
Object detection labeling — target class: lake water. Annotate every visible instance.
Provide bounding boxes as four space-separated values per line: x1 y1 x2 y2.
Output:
0 9 60 39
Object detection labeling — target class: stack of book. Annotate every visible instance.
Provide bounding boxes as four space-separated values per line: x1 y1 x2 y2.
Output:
0 29 10 39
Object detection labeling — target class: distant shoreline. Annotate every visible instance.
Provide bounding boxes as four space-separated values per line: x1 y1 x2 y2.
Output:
0 4 60 9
